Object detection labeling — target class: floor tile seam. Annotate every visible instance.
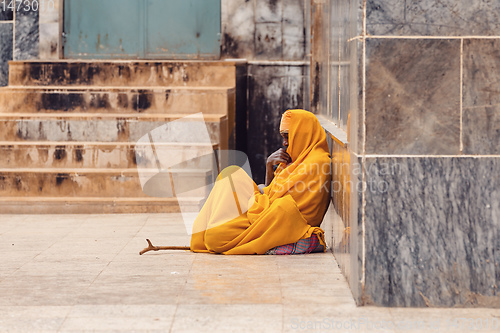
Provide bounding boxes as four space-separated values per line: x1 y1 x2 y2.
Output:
4 251 46 279
167 301 179 333
33 218 89 262
168 243 198 333
57 217 146 328
108 214 150 265
2 218 77 280
0 226 18 237
143 214 187 333
271 258 284 332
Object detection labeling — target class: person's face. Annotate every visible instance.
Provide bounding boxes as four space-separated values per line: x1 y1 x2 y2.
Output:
281 132 289 148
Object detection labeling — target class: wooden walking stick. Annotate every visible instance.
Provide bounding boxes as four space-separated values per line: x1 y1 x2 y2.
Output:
139 239 190 255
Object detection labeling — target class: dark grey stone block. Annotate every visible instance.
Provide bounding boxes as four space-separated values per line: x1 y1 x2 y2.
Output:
365 39 461 155
463 39 500 155
0 22 13 86
366 0 405 36
0 3 13 20
363 156 500 307
367 0 500 36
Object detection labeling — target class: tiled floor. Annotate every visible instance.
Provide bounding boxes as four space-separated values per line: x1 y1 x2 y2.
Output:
0 214 499 332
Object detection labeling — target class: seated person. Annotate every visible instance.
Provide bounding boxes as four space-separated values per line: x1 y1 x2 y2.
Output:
190 109 331 254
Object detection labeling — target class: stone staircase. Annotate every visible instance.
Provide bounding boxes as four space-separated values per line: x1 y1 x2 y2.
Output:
0 60 236 213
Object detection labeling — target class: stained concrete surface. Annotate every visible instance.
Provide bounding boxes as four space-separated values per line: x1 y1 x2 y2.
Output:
0 213 499 332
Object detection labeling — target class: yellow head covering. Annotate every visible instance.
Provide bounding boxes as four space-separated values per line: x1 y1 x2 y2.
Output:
279 111 292 133
257 109 331 227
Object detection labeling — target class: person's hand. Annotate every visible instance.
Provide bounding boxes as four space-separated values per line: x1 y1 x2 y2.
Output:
266 148 291 167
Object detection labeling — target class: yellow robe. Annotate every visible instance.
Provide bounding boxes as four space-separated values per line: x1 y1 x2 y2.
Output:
190 110 331 254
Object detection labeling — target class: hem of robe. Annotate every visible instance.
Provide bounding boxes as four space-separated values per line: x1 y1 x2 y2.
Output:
190 226 325 255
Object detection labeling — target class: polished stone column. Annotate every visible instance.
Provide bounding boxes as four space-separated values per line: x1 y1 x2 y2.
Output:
361 0 500 307
317 0 500 307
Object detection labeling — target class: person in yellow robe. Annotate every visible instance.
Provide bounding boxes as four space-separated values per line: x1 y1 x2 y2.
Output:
190 109 331 254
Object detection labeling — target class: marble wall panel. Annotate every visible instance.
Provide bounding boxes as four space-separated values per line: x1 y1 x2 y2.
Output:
348 40 362 155
322 136 364 304
365 38 461 155
326 0 351 131
235 64 248 153
0 22 13 86
332 142 348 242
339 0 350 61
328 151 363 304
282 23 304 61
313 1 355 134
247 64 308 183
39 0 58 24
363 156 500 307
328 62 339 122
255 22 282 60
282 0 305 60
310 0 328 114
255 0 282 23
365 0 405 36
38 0 59 59
313 0 500 309
330 0 340 61
350 0 363 38
463 39 500 155
328 0 339 123
222 0 308 61
15 1 39 60
0 5 13 20
322 133 335 249
367 0 500 36
221 0 255 59
39 22 58 59
351 153 363 303
339 65 349 131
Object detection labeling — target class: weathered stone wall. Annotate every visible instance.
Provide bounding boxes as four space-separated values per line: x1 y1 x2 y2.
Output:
246 63 309 182
39 0 59 59
316 0 500 307
221 0 308 61
221 0 311 183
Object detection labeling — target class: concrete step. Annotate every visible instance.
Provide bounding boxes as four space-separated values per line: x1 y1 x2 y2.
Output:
0 113 228 148
8 60 236 87
0 86 235 114
0 141 218 169
0 168 213 198
0 197 205 213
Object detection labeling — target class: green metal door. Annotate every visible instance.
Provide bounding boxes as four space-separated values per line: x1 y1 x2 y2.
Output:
63 0 221 59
